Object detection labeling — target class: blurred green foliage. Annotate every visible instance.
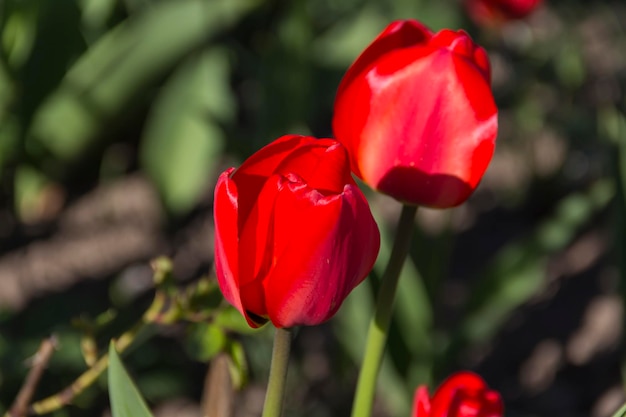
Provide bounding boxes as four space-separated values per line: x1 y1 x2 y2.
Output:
0 0 625 416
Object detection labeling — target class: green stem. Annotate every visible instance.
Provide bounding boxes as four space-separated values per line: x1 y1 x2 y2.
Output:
262 327 293 417
351 204 418 417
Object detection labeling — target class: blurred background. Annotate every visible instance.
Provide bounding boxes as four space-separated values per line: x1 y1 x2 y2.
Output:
0 0 625 416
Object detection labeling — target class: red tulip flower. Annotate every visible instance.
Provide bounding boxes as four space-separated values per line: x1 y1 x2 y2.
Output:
465 0 541 27
413 372 503 417
333 20 498 208
213 135 380 328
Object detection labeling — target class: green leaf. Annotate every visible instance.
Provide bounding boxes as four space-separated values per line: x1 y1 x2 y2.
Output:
108 342 155 417
184 323 227 362
0 115 19 174
140 49 230 214
186 279 224 313
80 0 117 31
14 164 50 222
335 282 412 417
27 0 256 161
18 0 85 126
2 7 37 69
226 340 248 389
312 7 387 68
457 180 615 347
333 205 433 417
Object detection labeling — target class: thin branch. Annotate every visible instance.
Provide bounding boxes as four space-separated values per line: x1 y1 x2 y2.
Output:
4 258 220 416
28 321 146 415
26 257 175 416
7 336 58 417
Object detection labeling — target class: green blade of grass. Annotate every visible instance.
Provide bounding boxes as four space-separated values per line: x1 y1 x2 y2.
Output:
108 342 155 417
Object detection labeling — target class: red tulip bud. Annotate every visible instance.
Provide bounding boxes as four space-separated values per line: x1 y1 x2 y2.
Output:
412 372 503 417
213 135 380 328
333 20 498 208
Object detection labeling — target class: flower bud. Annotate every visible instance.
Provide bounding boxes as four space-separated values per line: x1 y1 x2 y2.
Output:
213 135 380 328
413 371 503 417
465 0 542 27
333 20 498 208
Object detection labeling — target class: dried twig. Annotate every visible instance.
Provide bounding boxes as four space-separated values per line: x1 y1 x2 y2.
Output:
4 258 223 416
202 353 234 417
29 321 145 415
7 336 58 417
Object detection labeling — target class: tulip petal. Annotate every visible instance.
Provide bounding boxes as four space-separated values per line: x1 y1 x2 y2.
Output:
412 386 431 417
336 20 433 98
232 135 307 229
264 179 380 328
430 29 491 82
430 372 497 417
233 136 354 225
214 168 245 320
465 0 541 26
274 140 354 195
338 44 496 207
237 173 287 324
235 135 306 178
334 21 433 177
333 21 498 207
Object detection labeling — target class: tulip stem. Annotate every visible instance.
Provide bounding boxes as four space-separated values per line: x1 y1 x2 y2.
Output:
262 327 293 417
351 204 418 417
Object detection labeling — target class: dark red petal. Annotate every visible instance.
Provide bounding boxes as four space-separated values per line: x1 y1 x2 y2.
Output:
465 0 541 26
505 0 541 17
214 169 246 321
479 390 504 417
472 45 491 84
263 179 380 328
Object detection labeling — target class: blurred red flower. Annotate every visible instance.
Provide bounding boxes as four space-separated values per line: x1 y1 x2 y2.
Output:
413 372 503 417
465 0 542 26
213 135 380 328
333 20 497 208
